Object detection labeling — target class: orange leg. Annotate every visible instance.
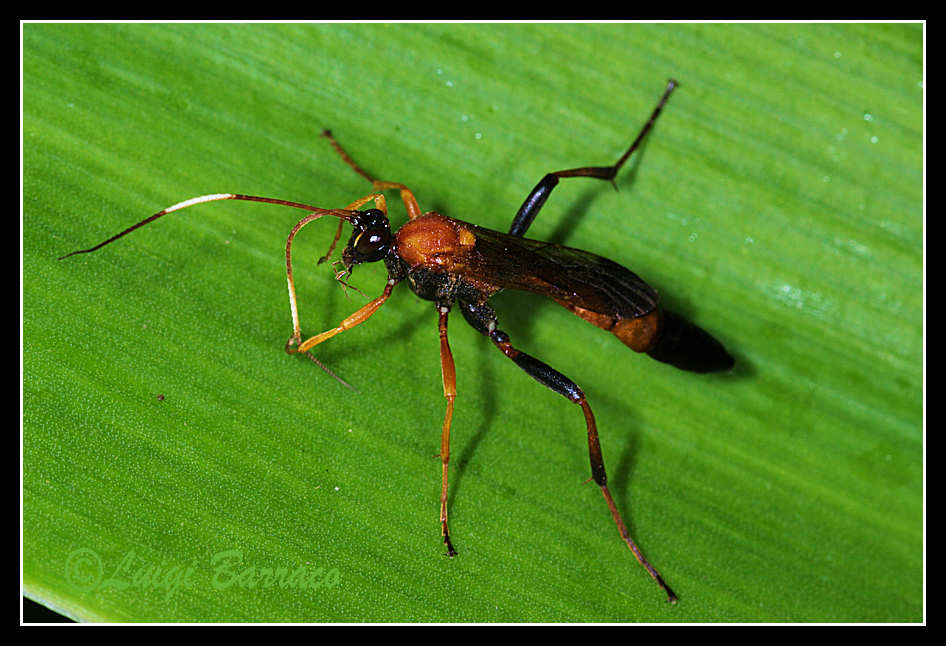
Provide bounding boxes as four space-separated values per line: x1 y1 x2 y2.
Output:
283 192 387 347
436 305 458 556
322 129 422 220
285 279 396 357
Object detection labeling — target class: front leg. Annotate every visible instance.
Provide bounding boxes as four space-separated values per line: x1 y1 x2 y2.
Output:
321 130 423 220
285 279 397 355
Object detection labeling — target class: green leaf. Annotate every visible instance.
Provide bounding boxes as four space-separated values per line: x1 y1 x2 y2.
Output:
24 23 922 622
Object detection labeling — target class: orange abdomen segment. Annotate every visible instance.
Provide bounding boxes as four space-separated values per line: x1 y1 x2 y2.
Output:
612 310 661 353
556 300 661 354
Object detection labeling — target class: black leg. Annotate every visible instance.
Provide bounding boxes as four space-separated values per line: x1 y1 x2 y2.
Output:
457 299 676 602
489 327 676 603
508 79 678 238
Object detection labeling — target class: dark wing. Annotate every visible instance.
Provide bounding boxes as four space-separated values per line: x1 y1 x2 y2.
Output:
460 220 658 319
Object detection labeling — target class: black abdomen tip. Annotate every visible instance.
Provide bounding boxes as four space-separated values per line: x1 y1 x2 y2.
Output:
647 309 734 373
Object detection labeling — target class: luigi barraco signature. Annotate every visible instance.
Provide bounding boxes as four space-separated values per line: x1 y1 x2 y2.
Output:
64 547 340 601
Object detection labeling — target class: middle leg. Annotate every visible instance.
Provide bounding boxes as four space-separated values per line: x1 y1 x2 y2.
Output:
436 303 458 557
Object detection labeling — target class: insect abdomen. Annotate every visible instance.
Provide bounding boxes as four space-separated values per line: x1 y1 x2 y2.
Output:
558 301 733 373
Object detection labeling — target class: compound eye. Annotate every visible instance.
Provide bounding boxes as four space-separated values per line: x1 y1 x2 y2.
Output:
354 226 391 261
